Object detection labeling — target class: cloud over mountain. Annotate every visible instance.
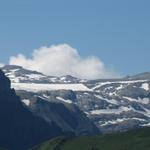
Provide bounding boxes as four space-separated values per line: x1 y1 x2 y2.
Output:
0 64 4 67
9 44 119 79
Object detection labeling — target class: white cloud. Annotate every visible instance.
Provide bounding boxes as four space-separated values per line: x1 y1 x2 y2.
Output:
0 63 4 67
9 44 120 79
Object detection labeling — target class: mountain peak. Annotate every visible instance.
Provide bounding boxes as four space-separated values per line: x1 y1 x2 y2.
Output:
1 65 23 70
125 72 150 80
0 70 10 91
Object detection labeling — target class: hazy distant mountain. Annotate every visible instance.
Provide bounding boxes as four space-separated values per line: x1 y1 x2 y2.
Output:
1 65 150 134
125 72 150 80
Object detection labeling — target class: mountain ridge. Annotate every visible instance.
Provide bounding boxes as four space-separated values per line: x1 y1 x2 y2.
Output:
1 65 150 134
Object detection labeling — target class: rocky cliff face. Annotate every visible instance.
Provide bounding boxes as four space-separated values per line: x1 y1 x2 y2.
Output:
29 96 99 136
0 70 63 150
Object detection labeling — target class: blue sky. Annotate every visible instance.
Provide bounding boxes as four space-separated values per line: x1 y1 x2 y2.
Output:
0 0 150 77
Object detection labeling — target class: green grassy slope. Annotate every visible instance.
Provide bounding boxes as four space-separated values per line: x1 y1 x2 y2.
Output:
32 127 150 150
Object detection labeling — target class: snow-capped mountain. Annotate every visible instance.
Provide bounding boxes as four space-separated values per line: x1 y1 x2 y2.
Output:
2 65 86 84
1 65 150 133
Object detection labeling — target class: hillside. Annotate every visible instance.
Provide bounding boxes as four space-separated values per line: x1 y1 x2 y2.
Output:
32 127 150 150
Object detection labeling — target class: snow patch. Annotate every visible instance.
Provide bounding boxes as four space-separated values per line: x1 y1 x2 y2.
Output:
92 80 148 90
90 106 132 115
94 95 118 105
141 83 149 91
12 83 92 92
56 97 72 104
26 74 46 79
116 84 124 90
100 118 146 126
141 122 150 127
123 96 150 104
22 99 30 106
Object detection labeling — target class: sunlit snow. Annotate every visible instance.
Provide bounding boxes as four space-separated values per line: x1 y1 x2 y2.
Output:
12 83 92 92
